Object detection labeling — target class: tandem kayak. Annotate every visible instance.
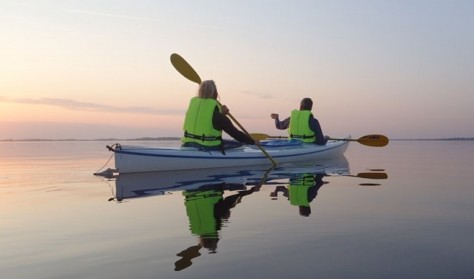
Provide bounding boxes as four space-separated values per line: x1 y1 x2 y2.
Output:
106 137 350 173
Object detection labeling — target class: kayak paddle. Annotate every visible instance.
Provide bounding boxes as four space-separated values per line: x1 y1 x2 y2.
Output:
170 53 278 166
250 133 389 147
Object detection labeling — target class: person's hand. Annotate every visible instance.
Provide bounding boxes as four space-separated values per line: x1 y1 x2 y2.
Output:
221 105 229 115
270 113 279 119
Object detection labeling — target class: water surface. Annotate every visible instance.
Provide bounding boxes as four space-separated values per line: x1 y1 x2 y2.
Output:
1 140 473 279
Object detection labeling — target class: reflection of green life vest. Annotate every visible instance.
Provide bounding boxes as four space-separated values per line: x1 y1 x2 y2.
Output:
182 97 222 146
289 110 315 143
183 190 222 238
288 175 315 207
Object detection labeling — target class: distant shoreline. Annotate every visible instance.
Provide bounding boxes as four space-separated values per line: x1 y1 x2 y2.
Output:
1 137 473 142
0 137 181 142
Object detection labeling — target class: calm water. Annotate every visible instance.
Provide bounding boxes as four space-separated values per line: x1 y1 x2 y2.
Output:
1 140 473 279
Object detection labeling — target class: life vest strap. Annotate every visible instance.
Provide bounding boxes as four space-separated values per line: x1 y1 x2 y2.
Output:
184 131 222 142
290 134 314 139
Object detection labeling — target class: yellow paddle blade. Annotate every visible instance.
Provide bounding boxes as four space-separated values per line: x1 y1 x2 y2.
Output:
357 134 389 147
170 53 202 84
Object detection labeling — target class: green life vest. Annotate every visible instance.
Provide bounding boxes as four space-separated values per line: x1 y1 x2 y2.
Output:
289 110 315 143
183 190 222 238
182 97 222 146
288 174 315 207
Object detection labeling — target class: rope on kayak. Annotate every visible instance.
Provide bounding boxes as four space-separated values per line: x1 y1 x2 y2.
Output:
93 143 120 177
93 153 115 177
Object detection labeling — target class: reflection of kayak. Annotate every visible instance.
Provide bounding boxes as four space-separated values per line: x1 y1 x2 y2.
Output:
113 156 349 201
109 138 350 173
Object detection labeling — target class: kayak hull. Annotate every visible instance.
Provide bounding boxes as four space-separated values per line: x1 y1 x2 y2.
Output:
111 138 350 173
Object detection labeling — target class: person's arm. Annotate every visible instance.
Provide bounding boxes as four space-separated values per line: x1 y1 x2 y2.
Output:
271 113 290 130
307 174 326 202
213 109 255 144
309 117 328 145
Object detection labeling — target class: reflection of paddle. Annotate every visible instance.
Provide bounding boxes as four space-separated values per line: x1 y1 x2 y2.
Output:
348 172 388 179
250 166 275 192
250 133 389 147
174 244 202 271
358 183 382 186
170 53 277 166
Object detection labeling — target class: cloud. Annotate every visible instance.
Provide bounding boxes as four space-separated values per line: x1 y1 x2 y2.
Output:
65 8 156 22
0 120 180 140
0 96 183 115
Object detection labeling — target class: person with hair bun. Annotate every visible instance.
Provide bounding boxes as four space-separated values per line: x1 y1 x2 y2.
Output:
182 80 255 151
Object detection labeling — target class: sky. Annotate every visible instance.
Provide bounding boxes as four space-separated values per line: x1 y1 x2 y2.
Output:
1 0 473 140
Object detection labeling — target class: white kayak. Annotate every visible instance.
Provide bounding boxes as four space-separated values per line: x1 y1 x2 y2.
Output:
111 156 350 201
108 137 350 173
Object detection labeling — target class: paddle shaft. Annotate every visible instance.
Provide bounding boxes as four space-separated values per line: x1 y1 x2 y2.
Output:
217 100 277 166
265 135 369 142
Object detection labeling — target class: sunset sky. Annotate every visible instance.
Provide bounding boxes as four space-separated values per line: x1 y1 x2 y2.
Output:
1 0 473 140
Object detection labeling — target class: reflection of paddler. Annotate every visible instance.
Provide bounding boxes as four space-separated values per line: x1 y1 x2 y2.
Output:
184 189 222 240
289 175 316 207
175 183 256 271
175 188 222 271
270 173 326 217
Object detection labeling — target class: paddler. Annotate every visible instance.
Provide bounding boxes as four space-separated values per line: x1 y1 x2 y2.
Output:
270 98 329 145
182 80 255 151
